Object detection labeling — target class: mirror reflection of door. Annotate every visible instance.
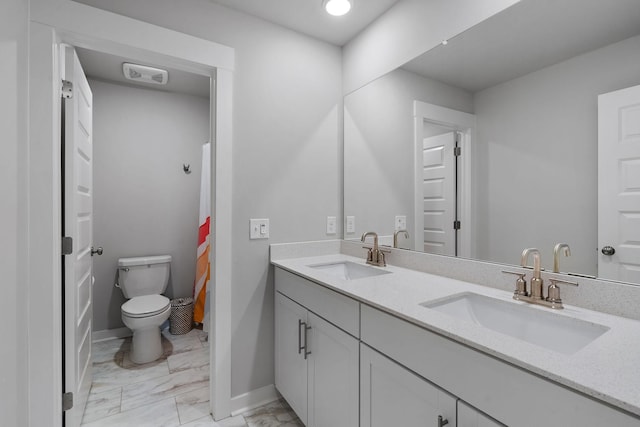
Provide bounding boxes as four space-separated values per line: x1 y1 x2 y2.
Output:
598 84 640 283
420 130 458 256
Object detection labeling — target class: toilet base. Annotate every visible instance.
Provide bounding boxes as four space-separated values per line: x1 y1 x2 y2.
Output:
130 326 164 364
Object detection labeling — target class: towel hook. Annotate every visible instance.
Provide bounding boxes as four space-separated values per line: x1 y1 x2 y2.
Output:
183 164 191 174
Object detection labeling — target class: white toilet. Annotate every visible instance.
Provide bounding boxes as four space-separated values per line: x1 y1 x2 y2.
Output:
118 255 172 364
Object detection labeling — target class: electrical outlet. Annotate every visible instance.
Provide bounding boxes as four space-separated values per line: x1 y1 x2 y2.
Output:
395 215 407 231
250 218 269 239
326 216 337 235
346 216 355 234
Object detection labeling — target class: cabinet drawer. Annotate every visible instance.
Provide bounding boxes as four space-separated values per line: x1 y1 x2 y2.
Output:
276 267 359 337
361 304 640 427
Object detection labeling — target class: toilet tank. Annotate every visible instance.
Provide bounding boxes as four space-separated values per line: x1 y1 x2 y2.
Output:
118 255 172 298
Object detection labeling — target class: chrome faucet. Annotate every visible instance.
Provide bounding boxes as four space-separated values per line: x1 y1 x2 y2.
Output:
361 231 387 267
521 248 543 299
502 246 578 309
393 229 409 248
553 243 571 273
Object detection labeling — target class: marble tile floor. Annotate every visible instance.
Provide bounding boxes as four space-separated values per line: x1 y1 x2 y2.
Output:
82 328 303 427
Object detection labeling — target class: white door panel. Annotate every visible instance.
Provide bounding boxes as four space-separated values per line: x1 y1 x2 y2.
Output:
63 45 94 427
598 84 640 282
422 132 456 255
307 312 359 427
360 344 456 427
274 292 308 424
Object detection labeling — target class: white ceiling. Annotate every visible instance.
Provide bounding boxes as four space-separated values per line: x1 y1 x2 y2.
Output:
402 0 640 93
76 47 211 98
209 0 400 46
76 0 400 94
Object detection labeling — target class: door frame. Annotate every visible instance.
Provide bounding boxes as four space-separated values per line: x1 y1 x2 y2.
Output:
413 101 476 258
27 1 234 425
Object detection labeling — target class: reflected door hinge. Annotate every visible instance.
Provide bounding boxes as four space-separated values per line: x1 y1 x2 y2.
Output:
62 392 73 411
454 146 462 157
61 80 73 99
62 236 73 255
453 220 461 230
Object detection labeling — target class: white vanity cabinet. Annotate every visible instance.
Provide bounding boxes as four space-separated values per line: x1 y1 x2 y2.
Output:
275 268 359 427
274 263 640 426
360 344 456 427
274 292 309 421
361 304 640 427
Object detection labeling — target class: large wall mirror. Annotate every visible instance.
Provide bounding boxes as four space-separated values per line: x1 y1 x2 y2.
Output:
344 0 640 285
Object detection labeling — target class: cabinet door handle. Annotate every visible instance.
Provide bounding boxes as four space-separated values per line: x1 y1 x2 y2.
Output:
437 415 449 427
304 324 312 360
298 319 305 354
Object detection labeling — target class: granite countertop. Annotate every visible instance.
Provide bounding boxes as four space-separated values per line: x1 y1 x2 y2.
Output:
271 253 640 418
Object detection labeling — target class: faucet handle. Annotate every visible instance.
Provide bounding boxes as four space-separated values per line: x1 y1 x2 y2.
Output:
362 246 374 263
377 250 387 267
502 270 528 298
546 278 579 309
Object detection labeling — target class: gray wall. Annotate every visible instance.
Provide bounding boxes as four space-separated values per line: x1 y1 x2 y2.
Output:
474 34 640 274
344 68 473 246
77 0 343 397
90 79 209 332
0 0 28 424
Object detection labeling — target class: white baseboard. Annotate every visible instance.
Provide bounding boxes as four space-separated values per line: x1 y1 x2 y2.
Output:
92 327 132 343
230 384 280 416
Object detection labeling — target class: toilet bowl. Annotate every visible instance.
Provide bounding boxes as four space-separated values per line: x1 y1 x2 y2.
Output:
117 255 173 364
121 294 171 364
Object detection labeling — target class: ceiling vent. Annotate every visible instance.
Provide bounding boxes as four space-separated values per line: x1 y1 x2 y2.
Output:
122 63 169 85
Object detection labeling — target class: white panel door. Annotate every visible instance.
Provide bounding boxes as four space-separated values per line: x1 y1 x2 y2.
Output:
458 401 505 427
275 292 309 424
422 132 456 255
307 312 359 427
62 45 94 427
598 84 640 282
360 344 456 427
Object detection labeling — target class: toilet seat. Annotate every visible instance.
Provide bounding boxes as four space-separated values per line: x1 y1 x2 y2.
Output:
122 295 170 318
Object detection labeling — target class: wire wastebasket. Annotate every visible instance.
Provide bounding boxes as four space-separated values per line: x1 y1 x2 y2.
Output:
170 297 194 335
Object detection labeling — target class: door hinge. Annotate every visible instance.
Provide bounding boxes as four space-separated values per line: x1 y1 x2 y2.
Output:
62 392 73 411
62 236 73 255
61 80 73 99
454 146 462 157
453 220 461 230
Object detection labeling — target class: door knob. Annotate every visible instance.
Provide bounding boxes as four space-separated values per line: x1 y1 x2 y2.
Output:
91 246 103 256
601 246 615 256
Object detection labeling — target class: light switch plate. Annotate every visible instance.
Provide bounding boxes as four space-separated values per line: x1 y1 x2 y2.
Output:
346 216 355 234
326 216 337 235
250 218 269 239
395 215 407 231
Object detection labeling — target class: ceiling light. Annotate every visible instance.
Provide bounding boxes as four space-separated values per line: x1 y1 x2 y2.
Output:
324 0 352 16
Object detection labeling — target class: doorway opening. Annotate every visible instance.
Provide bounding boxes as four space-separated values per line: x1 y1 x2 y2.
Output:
413 101 476 259
61 44 214 426
27 9 234 425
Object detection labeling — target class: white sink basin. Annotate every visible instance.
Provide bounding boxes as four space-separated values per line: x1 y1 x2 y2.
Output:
421 293 609 355
308 261 391 281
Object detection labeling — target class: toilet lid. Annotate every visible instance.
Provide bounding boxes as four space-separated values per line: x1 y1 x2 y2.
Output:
122 295 170 318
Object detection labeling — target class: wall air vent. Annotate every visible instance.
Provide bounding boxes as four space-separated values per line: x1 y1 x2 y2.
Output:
122 63 169 85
